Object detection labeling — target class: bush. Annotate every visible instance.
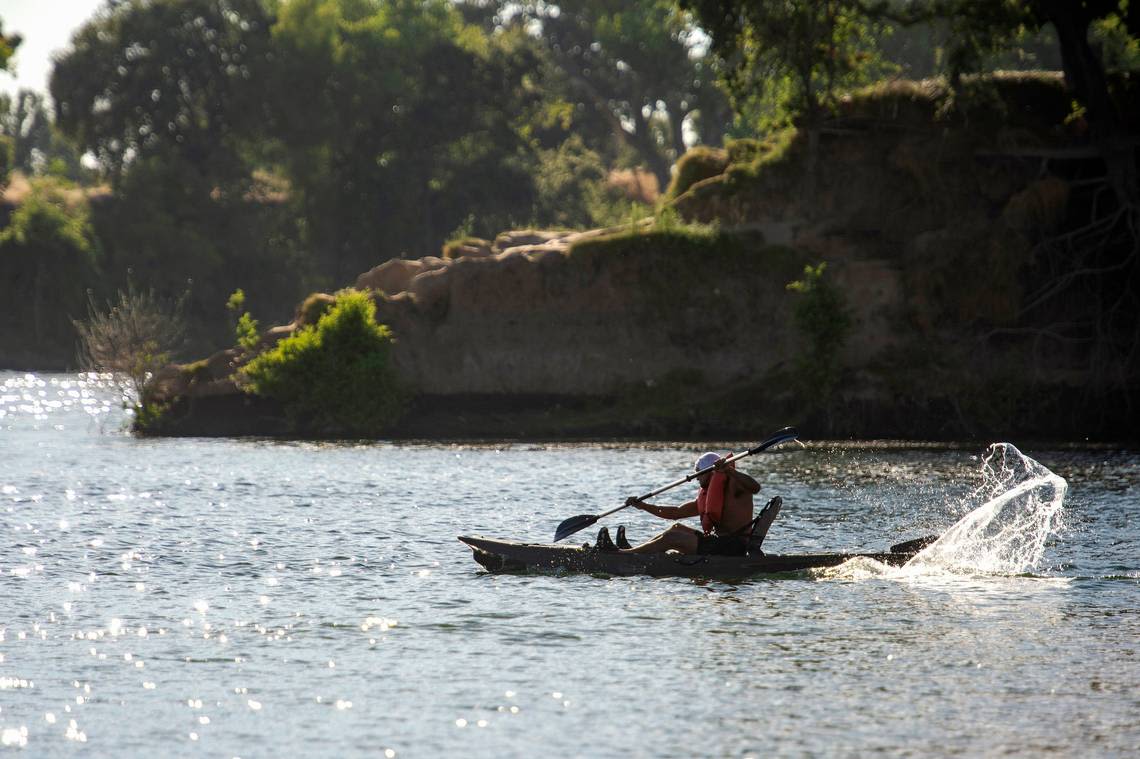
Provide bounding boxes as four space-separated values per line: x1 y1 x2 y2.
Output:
786 262 851 401
74 284 187 403
240 290 407 435
226 288 260 353
0 177 99 359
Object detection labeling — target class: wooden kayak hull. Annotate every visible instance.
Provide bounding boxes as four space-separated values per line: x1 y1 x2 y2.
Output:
457 535 934 579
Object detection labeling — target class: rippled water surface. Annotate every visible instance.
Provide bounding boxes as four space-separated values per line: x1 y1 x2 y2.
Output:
2 372 1138 756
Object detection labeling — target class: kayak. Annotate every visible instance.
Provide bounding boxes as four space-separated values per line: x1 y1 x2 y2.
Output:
457 534 938 580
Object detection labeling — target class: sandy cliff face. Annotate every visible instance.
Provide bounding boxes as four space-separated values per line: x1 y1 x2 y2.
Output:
354 228 823 395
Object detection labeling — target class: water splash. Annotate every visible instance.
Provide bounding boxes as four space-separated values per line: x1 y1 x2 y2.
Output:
904 443 1067 575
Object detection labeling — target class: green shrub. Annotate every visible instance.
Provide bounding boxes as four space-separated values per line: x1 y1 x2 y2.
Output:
786 262 851 401
226 288 261 352
235 312 260 352
240 290 407 435
0 177 99 353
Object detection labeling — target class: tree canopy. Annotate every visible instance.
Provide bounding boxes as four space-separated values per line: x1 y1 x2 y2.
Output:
4 0 1137 371
486 0 731 185
51 0 273 187
0 18 20 72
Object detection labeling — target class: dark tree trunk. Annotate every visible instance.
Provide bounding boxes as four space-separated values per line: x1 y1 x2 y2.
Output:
632 106 671 192
1042 0 1138 206
668 105 688 168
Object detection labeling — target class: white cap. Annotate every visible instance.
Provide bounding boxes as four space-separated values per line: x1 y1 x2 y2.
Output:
695 452 720 471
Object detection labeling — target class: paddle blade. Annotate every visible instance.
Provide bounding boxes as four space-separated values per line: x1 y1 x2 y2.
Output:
748 426 799 455
554 513 599 542
890 535 940 554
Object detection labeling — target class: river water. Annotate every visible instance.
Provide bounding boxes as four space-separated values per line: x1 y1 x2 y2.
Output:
1 372 1137 757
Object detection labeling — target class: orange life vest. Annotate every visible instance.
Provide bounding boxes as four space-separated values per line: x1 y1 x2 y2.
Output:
696 459 734 535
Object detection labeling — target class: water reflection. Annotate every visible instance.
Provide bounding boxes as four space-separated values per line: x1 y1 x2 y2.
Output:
1 372 1138 755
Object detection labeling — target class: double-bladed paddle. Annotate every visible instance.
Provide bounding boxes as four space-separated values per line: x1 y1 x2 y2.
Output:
552 426 800 542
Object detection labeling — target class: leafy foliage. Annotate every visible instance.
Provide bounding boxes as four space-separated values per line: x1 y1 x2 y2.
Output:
227 289 260 352
240 290 407 434
684 0 891 131
488 0 731 185
257 0 544 278
0 178 99 355
1 90 89 179
51 0 273 186
0 19 21 72
786 262 850 401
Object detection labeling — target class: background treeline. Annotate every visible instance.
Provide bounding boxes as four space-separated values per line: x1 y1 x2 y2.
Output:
0 0 1137 368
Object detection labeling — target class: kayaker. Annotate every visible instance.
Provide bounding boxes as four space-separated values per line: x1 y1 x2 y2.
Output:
601 452 774 556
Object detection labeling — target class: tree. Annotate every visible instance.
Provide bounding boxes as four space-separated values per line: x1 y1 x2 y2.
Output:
858 0 1139 205
0 90 70 175
1012 0 1137 205
688 0 1138 204
486 0 732 187
0 18 21 72
267 0 543 278
50 0 274 189
0 17 21 186
684 0 888 195
685 0 887 127
0 178 100 354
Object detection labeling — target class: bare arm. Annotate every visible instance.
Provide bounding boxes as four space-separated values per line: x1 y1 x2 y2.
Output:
626 497 698 520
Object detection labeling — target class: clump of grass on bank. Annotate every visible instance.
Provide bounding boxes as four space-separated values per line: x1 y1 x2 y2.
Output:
568 212 801 333
665 146 729 200
667 130 800 202
838 72 1073 138
240 290 407 435
720 128 801 187
441 236 492 259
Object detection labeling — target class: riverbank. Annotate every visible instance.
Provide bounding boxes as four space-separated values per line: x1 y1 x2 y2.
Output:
101 76 1140 440
136 384 1140 444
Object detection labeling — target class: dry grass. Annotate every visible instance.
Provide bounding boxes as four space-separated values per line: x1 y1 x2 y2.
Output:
2 171 110 208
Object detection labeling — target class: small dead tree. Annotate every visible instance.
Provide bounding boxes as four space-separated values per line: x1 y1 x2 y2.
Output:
73 286 187 405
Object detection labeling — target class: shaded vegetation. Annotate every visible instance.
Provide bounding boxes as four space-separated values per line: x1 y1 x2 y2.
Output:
786 263 851 410
0 177 99 364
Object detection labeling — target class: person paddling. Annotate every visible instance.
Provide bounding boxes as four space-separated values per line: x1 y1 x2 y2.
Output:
599 452 778 556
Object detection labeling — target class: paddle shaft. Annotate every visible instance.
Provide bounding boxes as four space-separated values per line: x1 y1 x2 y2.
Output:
553 427 798 541
590 446 769 521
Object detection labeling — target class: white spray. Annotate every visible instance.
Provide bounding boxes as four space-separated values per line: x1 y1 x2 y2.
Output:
904 443 1068 575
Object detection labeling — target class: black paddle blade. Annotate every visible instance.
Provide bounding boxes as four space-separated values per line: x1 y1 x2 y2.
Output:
748 426 799 455
554 513 599 542
890 535 940 554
